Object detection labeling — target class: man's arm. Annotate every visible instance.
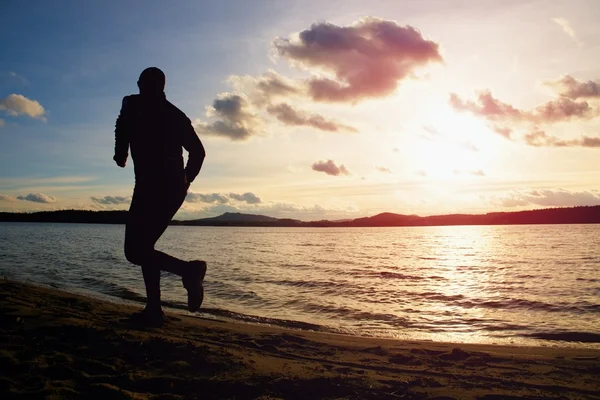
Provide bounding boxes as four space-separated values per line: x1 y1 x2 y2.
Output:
182 120 206 183
113 96 131 168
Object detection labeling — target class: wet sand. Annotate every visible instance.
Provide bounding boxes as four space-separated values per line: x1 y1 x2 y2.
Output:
1 280 599 399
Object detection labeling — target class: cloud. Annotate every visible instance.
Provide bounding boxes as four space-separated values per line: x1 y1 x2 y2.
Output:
376 166 392 173
186 192 229 204
90 195 131 205
524 128 567 147
0 193 15 202
460 141 479 152
453 169 485 176
229 192 262 204
491 125 513 139
1 71 28 85
580 136 600 147
494 189 600 208
450 91 596 124
16 193 56 203
7 71 28 84
273 17 442 102
0 94 46 120
421 124 439 137
178 200 360 222
524 128 600 148
544 75 600 99
194 93 261 141
311 159 350 176
266 103 357 132
449 91 528 122
552 18 583 47
229 70 302 105
450 88 600 147
0 119 4 127
185 192 261 204
535 97 595 122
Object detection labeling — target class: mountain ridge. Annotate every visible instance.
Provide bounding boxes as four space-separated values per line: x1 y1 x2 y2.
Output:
1 205 599 227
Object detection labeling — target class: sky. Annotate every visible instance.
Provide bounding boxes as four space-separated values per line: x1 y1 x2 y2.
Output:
1 0 599 220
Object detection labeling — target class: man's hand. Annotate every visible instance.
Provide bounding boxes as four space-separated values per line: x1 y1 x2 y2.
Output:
113 155 127 168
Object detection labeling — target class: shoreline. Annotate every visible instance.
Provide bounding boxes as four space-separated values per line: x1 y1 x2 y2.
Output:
2 205 600 227
2 280 599 399
19 278 600 351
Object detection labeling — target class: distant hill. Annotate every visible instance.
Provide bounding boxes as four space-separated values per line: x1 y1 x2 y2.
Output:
176 212 303 227
350 206 600 227
1 205 599 227
0 210 129 224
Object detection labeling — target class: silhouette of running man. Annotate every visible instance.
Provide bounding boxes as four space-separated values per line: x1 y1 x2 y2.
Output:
114 67 207 326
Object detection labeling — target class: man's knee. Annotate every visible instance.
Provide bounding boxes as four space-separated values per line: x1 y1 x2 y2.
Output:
124 242 150 266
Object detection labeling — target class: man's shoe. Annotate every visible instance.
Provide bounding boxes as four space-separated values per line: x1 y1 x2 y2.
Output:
182 260 207 312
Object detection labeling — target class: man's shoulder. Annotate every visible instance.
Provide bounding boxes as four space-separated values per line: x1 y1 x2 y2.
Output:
120 94 142 111
122 94 140 105
165 100 191 123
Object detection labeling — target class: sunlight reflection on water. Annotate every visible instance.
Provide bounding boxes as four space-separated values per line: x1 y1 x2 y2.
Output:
1 222 599 348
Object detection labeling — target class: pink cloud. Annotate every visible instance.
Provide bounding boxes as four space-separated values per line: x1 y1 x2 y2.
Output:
267 103 357 132
311 160 350 176
545 75 600 99
450 90 596 124
524 128 600 148
274 18 442 103
449 91 527 122
534 97 595 122
491 125 513 139
450 84 600 148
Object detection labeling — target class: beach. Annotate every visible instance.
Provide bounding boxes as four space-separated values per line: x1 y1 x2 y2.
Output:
1 280 599 399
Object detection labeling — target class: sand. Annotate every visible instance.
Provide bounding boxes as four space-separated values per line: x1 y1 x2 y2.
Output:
1 280 599 399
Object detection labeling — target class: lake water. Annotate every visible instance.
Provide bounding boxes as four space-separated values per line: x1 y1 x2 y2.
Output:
1 222 599 348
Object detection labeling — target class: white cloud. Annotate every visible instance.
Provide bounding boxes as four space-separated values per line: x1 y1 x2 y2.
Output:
229 192 262 204
493 189 600 208
0 94 46 121
0 193 15 201
177 200 361 221
186 192 229 204
185 192 262 204
552 18 583 47
376 166 392 173
453 169 485 177
90 195 131 205
7 71 28 85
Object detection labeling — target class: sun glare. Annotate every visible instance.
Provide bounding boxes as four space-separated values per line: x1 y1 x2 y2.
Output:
410 106 491 181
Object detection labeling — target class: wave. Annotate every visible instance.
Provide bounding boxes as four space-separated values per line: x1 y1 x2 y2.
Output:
521 331 600 343
458 297 600 314
346 269 446 281
193 308 331 332
78 276 146 303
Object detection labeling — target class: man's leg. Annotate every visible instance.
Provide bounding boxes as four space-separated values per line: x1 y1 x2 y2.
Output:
125 193 163 313
125 182 205 310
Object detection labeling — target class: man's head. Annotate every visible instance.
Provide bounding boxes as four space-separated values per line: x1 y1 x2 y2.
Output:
138 67 165 93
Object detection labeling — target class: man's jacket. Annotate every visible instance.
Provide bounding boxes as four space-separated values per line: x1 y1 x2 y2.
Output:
114 93 205 185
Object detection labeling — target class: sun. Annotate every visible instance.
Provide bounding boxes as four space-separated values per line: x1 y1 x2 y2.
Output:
408 106 491 181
